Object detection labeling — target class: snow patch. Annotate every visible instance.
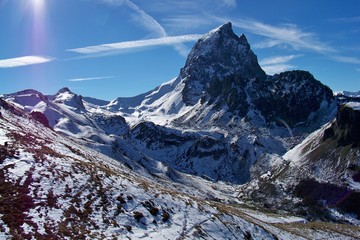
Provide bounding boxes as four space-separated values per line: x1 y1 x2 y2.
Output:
346 101 360 111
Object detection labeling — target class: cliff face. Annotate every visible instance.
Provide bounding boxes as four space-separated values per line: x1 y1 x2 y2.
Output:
180 22 266 106
324 103 360 146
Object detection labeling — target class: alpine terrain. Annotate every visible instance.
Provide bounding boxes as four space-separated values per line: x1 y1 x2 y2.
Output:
1 22 359 239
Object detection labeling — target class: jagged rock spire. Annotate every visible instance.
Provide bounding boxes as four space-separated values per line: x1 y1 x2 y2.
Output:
180 22 266 105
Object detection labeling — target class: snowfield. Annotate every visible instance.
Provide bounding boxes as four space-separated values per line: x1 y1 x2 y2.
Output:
1 91 359 239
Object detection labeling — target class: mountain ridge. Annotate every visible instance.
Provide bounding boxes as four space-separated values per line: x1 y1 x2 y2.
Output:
1 23 337 184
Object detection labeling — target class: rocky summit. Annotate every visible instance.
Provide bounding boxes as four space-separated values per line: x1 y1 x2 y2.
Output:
180 22 267 105
0 22 359 239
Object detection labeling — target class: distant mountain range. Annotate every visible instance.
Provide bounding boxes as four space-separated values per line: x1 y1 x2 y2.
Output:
1 22 359 239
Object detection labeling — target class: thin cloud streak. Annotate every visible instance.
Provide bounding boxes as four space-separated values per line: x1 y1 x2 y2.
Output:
232 19 334 53
68 76 114 82
331 55 360 64
259 55 301 75
102 0 192 56
221 0 236 8
253 39 283 49
328 16 360 23
260 55 302 65
67 35 202 55
163 15 212 32
0 56 55 68
102 0 166 37
262 64 296 75
164 14 342 60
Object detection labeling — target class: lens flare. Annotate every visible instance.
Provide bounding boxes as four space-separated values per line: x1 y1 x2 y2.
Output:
27 0 49 90
31 0 45 12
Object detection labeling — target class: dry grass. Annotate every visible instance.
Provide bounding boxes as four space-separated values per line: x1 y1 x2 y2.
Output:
273 221 360 239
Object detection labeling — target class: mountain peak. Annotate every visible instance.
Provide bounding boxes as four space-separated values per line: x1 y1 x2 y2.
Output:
209 22 236 37
207 23 250 47
239 34 250 47
57 87 72 94
180 22 266 105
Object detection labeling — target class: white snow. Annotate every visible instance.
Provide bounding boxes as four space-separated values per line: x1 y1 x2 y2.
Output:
335 90 360 98
0 128 8 145
346 101 360 110
242 209 307 224
348 178 360 191
283 122 332 164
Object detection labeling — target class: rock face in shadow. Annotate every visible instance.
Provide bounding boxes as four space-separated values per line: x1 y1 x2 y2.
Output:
178 22 334 128
30 112 50 128
294 179 360 220
180 22 266 106
323 104 360 146
260 71 334 126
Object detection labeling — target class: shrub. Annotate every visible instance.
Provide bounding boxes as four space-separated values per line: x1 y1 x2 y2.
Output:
116 195 126 204
133 211 144 222
162 211 170 222
149 207 159 216
124 225 132 232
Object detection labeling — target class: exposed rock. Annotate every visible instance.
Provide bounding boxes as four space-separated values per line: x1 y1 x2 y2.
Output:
180 22 266 106
30 111 50 128
323 103 360 146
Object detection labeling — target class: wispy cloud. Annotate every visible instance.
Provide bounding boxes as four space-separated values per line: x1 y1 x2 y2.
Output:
170 15 334 54
253 39 283 49
68 76 114 82
328 16 360 23
220 0 236 8
0 56 55 68
260 55 302 65
227 18 360 66
101 0 194 56
260 55 302 75
139 0 236 13
67 34 201 55
100 1 238 56
262 64 296 75
330 55 360 64
356 68 360 72
102 0 166 37
224 18 334 53
163 15 212 33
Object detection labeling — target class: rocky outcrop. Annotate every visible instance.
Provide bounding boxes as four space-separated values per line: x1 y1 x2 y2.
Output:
177 23 334 127
30 111 50 128
323 103 360 146
180 22 266 106
257 70 334 126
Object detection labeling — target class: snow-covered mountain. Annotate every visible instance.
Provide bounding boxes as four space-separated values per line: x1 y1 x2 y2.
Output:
1 22 360 238
4 98 325 239
242 102 360 222
1 81 359 239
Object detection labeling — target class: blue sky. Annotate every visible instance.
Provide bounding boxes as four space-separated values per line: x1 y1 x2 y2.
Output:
1 0 360 100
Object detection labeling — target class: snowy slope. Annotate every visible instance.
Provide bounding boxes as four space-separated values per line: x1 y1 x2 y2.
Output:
1 92 360 239
240 102 360 223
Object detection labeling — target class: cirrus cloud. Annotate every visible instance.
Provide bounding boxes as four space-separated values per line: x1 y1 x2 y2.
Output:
0 56 55 68
259 55 303 75
68 76 114 82
67 34 202 55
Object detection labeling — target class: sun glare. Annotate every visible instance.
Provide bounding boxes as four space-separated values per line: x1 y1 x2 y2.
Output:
31 0 45 12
